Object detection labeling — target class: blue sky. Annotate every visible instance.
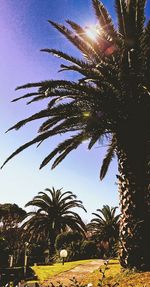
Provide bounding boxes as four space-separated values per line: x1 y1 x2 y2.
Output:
1 0 149 221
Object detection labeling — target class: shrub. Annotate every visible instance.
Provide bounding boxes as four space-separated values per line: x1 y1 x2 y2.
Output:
55 231 83 261
55 231 83 250
55 232 102 261
80 240 100 259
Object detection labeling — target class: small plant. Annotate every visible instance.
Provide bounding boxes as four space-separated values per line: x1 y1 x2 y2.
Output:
70 277 86 287
46 261 119 287
97 260 119 287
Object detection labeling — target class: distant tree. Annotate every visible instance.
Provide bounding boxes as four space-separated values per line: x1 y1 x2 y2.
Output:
88 205 120 256
0 203 26 230
22 187 86 257
0 203 26 265
0 237 9 267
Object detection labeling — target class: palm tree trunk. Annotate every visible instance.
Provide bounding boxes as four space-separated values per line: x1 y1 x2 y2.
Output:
49 229 58 260
49 237 56 261
117 129 150 271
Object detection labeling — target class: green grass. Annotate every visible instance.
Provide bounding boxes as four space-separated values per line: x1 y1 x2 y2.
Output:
30 259 150 286
82 260 150 287
31 259 93 282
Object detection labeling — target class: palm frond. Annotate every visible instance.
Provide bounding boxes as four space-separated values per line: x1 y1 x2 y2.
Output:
100 135 117 180
12 92 43 102
6 109 50 132
49 20 100 62
115 0 127 36
39 135 82 169
41 48 91 68
136 0 146 36
51 133 85 169
92 0 117 37
1 131 53 169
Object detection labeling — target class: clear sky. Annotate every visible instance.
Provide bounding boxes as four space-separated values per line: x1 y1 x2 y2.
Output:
0 0 149 221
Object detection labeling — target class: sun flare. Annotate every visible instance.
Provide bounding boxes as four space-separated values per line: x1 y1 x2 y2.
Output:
85 25 100 41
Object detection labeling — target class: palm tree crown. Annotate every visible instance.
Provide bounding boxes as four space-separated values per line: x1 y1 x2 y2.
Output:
2 0 149 175
88 205 120 242
22 187 86 249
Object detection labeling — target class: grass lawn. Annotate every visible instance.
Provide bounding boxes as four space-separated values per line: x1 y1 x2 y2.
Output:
82 260 150 287
30 259 150 286
31 259 93 282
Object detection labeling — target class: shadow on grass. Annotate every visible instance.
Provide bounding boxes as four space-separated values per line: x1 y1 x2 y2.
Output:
0 266 37 285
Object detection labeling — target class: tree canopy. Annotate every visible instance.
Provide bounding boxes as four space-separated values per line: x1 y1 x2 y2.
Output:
22 187 86 255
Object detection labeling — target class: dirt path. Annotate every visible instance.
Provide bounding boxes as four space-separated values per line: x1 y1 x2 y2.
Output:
43 260 104 286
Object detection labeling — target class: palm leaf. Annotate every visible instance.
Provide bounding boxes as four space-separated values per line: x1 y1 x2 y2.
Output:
92 0 117 37
115 0 127 36
49 20 100 61
100 135 117 180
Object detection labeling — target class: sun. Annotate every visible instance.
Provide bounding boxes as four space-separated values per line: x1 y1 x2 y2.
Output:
85 25 100 41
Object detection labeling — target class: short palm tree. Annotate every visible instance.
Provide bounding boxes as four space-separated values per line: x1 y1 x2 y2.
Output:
88 205 120 255
2 0 150 270
22 187 86 256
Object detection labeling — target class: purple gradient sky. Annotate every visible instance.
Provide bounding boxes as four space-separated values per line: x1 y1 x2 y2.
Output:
0 1 149 221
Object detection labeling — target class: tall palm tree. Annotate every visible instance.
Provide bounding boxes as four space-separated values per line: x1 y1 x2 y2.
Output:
22 187 86 256
88 205 120 255
2 0 150 270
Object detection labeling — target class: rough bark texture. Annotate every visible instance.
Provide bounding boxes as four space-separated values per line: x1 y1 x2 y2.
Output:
117 125 150 271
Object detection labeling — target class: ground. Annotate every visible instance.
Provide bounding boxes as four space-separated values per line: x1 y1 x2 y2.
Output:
31 259 150 287
32 259 95 282
42 260 103 286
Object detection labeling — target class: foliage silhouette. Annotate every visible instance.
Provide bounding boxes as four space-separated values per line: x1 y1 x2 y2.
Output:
22 187 86 257
2 0 150 270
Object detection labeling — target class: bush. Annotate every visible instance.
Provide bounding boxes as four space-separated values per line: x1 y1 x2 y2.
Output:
55 231 84 261
55 231 83 250
29 243 46 265
80 240 100 259
55 232 103 261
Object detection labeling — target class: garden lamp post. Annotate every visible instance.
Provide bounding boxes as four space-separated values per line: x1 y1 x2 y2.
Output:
24 242 29 277
9 254 13 267
60 249 68 265
44 249 50 264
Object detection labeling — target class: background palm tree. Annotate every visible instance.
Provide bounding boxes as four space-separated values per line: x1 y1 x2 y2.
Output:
22 187 86 257
2 0 150 270
88 205 120 257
